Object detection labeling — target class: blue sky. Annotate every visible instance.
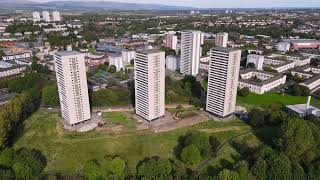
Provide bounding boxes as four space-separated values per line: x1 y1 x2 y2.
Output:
33 0 320 8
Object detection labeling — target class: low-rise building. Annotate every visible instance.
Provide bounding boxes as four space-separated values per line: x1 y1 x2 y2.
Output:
276 42 291 52
0 66 27 78
299 75 320 92
2 52 31 61
238 69 286 94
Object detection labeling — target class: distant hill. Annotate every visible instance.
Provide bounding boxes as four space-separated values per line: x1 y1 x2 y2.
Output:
1 0 196 11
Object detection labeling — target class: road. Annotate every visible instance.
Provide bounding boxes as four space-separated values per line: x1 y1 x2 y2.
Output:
43 104 195 113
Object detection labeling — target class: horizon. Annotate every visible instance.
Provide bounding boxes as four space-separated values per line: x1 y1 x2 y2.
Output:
22 0 320 9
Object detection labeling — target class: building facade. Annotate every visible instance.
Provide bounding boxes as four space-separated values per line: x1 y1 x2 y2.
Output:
215 32 228 48
165 34 178 51
206 47 241 117
165 55 180 71
134 49 165 121
54 51 91 126
246 54 264 70
122 49 136 65
108 54 123 71
52 11 61 22
42 11 50 22
32 12 41 22
180 30 203 76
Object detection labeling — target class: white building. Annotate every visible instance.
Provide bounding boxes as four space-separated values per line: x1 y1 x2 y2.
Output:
0 66 27 78
32 12 41 22
276 42 291 52
54 51 91 126
246 54 264 70
108 54 123 71
238 69 287 94
300 75 320 92
52 11 61 22
215 32 228 48
2 52 31 61
42 11 51 22
206 47 241 118
121 50 135 65
180 30 203 76
165 34 178 51
165 55 180 71
134 49 165 122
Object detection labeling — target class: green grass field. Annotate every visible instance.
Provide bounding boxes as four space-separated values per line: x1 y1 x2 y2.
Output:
236 92 309 107
13 110 253 175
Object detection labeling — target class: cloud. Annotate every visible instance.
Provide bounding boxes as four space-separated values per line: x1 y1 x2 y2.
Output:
30 0 320 8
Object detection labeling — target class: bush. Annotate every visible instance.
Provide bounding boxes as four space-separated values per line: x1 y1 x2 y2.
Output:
180 144 201 165
137 157 173 179
238 87 250 97
90 88 132 107
41 85 59 106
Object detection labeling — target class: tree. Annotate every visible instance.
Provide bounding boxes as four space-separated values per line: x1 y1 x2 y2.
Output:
83 160 101 180
247 62 256 68
107 79 118 87
0 149 16 168
251 158 267 180
218 169 240 180
137 157 173 179
234 160 249 180
99 156 126 179
13 148 47 178
0 50 5 59
209 135 221 153
0 168 15 180
183 132 211 158
180 144 201 165
278 117 316 162
108 65 117 73
248 108 265 127
310 58 319 67
292 163 305 180
41 85 59 106
267 154 292 180
238 87 250 97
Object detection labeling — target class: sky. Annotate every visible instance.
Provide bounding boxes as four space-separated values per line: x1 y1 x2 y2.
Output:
32 0 320 8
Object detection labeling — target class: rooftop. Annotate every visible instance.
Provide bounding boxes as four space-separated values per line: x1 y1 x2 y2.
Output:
55 51 83 57
282 39 320 44
136 49 163 55
286 104 320 115
211 47 240 53
300 75 320 85
0 61 13 68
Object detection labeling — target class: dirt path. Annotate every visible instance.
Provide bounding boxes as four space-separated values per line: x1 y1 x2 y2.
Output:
196 130 252 171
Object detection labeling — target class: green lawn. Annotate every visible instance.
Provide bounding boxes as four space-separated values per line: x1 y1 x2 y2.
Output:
14 110 255 175
237 92 309 107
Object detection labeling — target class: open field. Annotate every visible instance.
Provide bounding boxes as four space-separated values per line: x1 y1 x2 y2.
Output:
236 92 312 107
13 110 254 175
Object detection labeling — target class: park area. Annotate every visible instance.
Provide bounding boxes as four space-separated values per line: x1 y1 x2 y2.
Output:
236 92 319 108
13 109 257 176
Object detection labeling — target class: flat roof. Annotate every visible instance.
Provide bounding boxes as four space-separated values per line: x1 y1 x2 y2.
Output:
0 61 13 68
286 104 320 114
211 47 240 53
56 51 82 57
283 39 320 44
181 30 202 33
300 75 320 85
136 49 163 55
